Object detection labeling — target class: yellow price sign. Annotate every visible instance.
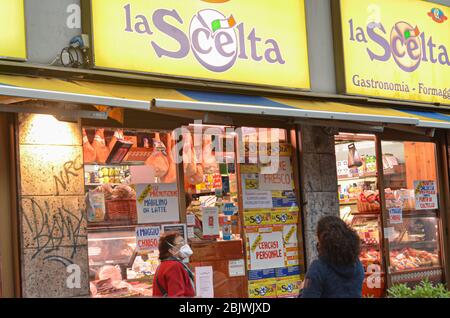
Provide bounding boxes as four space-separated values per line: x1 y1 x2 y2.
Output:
137 184 153 204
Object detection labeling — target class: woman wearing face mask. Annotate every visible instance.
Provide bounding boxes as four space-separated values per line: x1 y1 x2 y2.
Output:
152 232 196 297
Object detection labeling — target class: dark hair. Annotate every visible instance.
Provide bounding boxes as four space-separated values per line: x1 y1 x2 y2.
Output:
317 216 360 266
158 231 181 261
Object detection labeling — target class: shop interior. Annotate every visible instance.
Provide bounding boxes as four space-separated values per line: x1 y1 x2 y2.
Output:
336 132 444 297
83 120 303 298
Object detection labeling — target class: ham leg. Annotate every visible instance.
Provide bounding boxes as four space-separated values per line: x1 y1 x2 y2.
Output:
82 128 96 163
145 132 170 178
183 132 204 185
92 129 110 163
202 135 218 174
109 129 124 151
161 132 177 183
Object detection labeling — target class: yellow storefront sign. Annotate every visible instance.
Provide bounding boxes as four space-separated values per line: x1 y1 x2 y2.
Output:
90 0 310 89
338 0 450 104
0 0 26 60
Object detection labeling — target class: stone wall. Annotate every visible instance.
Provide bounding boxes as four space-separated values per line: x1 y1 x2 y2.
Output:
18 113 89 297
298 125 340 266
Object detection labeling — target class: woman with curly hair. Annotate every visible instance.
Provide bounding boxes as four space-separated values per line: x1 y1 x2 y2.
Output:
300 216 365 298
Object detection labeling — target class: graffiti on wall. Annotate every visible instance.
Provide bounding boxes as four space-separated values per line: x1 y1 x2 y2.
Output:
23 197 86 266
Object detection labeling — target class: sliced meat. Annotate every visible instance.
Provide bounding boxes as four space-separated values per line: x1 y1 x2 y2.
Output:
82 128 96 163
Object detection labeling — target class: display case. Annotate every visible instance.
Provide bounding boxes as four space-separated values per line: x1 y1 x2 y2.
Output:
382 141 445 286
87 228 155 298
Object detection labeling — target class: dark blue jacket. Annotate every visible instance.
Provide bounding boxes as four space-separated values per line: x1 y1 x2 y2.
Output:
300 257 365 298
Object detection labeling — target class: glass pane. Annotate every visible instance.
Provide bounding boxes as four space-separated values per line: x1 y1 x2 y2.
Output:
389 217 441 272
381 141 442 273
382 141 439 212
335 133 384 297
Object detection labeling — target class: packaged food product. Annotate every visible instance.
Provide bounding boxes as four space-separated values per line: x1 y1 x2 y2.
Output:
86 191 106 222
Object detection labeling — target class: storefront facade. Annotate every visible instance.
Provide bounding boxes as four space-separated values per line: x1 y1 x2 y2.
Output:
0 0 450 298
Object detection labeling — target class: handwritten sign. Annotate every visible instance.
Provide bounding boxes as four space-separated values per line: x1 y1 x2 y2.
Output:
414 180 438 210
247 228 285 270
135 226 161 252
389 208 403 225
259 157 294 191
136 183 180 224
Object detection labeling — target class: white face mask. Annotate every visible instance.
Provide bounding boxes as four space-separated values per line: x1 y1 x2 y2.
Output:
168 242 193 259
179 244 193 258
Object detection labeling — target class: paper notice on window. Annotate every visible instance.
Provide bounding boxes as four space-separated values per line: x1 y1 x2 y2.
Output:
195 266 214 298
384 227 396 242
243 190 273 209
414 180 438 210
388 208 403 224
259 157 294 191
229 259 246 277
201 207 220 238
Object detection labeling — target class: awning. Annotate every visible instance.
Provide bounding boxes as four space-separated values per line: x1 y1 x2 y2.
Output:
154 90 450 129
0 74 151 110
1 74 450 129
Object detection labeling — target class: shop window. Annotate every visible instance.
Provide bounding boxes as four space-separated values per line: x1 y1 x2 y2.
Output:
335 133 384 298
335 135 445 297
85 125 303 298
85 127 177 298
381 141 442 278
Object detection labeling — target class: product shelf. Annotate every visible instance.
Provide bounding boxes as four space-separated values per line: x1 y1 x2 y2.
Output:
338 173 378 182
339 200 358 205
389 240 439 248
85 183 124 187
84 162 143 167
351 211 381 217
87 222 137 231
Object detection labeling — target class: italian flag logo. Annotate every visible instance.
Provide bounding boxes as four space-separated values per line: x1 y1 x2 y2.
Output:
404 26 420 40
211 15 236 32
